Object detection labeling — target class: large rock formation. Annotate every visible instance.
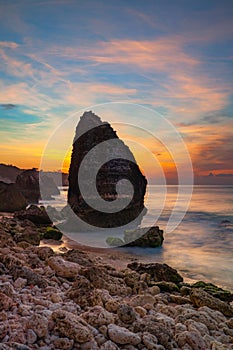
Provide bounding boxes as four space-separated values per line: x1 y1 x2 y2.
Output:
0 181 27 212
68 111 147 228
16 168 40 203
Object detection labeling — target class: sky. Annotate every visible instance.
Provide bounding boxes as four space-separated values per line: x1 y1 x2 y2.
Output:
0 0 233 183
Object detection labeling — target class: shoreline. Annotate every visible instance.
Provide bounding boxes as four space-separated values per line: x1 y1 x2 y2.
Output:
40 235 233 292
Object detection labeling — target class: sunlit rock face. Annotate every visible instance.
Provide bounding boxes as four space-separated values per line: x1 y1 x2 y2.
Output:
68 111 147 228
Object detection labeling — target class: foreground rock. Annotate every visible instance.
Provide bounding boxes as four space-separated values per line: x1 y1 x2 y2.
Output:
0 181 27 212
0 235 232 349
15 205 52 225
190 288 233 317
128 261 184 283
106 226 164 247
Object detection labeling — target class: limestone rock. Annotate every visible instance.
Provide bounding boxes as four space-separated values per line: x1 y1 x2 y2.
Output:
127 262 183 284
190 288 233 317
191 281 233 303
47 256 81 278
28 314 48 338
124 226 164 247
80 265 130 296
68 111 147 228
107 323 141 345
0 292 13 311
81 306 114 327
0 181 27 212
66 275 102 308
63 249 94 267
16 168 40 204
15 205 52 225
117 304 137 324
52 310 93 343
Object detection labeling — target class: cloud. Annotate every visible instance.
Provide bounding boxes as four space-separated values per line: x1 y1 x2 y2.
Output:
0 103 17 110
0 41 19 49
178 120 233 174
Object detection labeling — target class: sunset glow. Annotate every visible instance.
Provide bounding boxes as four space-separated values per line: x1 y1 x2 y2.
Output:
0 1 232 184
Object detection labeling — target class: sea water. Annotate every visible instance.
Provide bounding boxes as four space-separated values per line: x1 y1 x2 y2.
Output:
41 185 233 290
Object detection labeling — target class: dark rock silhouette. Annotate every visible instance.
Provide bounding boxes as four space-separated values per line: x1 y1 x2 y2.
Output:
106 226 164 247
15 205 52 225
16 168 60 203
68 111 147 228
16 168 40 203
0 181 27 212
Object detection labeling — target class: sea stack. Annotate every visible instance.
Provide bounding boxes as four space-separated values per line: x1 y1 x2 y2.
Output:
68 111 147 228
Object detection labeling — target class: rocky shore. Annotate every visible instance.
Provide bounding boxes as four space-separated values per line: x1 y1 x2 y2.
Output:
0 217 233 350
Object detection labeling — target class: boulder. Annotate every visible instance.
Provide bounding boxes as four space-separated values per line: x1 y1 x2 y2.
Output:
127 262 183 284
67 275 102 308
43 226 62 240
63 249 94 267
0 181 27 212
16 168 40 204
52 310 93 343
124 226 164 247
47 256 81 278
81 305 114 327
190 288 233 317
14 205 52 225
68 111 147 228
191 281 233 303
107 324 141 346
1 217 41 246
106 237 125 247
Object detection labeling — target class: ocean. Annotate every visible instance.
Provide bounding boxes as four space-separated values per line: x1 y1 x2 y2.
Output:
41 185 233 290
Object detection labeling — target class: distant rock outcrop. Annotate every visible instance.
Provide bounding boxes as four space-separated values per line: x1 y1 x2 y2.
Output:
16 168 40 204
106 226 164 247
0 181 27 212
68 111 147 228
16 168 60 203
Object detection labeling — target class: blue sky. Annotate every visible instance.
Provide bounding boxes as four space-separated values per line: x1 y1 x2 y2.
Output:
0 0 232 177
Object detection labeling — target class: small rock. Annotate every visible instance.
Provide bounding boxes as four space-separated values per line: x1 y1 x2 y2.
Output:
53 337 74 350
27 329 37 344
81 306 114 327
48 256 81 278
28 314 49 338
190 288 233 317
130 294 155 308
117 304 137 324
52 309 93 343
100 340 120 349
108 324 141 345
14 277 27 289
142 332 158 349
0 292 13 311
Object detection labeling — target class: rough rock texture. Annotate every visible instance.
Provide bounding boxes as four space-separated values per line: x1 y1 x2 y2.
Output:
191 281 233 302
1 217 41 246
68 111 147 228
52 310 93 343
0 230 232 350
47 256 81 278
127 262 183 283
15 205 52 225
124 226 164 247
190 288 233 317
0 181 27 212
